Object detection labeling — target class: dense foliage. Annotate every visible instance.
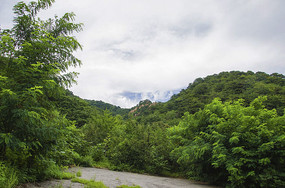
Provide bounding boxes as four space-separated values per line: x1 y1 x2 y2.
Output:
0 1 284 187
0 0 86 184
167 71 285 116
55 89 97 127
86 99 130 118
131 71 285 122
169 97 285 187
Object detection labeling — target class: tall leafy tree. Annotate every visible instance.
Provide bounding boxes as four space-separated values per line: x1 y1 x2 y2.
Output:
0 0 82 174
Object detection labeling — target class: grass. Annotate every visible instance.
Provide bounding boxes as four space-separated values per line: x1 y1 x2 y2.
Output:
44 163 75 180
76 169 82 177
160 170 184 178
92 159 113 169
71 177 108 188
0 162 18 188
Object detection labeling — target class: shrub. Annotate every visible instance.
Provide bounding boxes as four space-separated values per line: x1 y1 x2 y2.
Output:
0 162 18 188
170 97 285 187
89 144 105 162
79 155 94 167
76 169 82 177
43 162 75 180
71 177 108 188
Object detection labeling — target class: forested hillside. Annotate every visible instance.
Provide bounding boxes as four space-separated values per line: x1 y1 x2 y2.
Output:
86 99 130 118
167 71 285 116
0 1 284 188
128 71 285 127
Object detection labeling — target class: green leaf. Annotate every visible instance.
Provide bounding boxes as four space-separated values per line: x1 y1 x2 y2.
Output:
229 136 239 145
259 158 271 165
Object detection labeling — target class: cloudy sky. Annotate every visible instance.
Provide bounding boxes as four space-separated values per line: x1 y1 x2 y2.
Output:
1 0 285 108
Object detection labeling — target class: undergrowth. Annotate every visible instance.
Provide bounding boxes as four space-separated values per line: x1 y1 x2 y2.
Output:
0 162 18 188
71 177 108 188
44 163 75 180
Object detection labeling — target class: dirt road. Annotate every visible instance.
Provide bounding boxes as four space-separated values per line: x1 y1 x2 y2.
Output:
22 167 218 188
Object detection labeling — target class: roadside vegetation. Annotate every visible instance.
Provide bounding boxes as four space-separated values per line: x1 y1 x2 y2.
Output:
0 1 284 187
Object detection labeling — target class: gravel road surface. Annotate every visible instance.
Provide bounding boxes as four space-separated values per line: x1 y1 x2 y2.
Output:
20 167 219 188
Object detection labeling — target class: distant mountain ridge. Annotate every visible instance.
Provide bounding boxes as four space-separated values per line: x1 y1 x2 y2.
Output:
126 71 285 121
165 71 285 116
80 71 284 121
129 99 158 116
120 89 181 105
85 99 131 118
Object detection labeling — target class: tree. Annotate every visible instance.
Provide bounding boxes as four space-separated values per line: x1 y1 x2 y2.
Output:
169 97 285 187
0 0 83 177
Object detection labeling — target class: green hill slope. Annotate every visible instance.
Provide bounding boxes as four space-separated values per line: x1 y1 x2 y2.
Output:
167 71 285 116
86 100 130 118
131 71 285 124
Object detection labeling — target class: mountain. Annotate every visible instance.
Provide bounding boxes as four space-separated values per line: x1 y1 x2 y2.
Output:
54 89 100 127
130 71 285 124
120 90 181 106
85 99 131 118
129 99 157 116
58 71 285 126
165 71 285 116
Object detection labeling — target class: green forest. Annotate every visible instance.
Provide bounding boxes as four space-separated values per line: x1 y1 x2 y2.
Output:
0 1 284 187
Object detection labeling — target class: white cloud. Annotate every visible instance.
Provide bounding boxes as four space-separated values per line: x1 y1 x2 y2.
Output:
1 0 285 108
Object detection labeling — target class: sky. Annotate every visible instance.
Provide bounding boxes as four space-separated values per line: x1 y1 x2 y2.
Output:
1 0 285 108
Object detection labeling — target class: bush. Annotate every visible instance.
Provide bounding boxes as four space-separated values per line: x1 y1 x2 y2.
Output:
43 162 75 180
78 155 94 167
170 97 285 187
0 162 18 188
89 144 105 162
76 169 82 177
